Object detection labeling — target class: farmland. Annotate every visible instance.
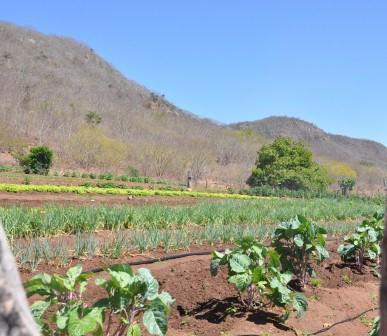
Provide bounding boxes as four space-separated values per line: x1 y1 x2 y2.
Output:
0 170 385 336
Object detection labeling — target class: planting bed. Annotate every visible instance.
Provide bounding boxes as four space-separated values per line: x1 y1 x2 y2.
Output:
21 240 380 336
0 191 210 207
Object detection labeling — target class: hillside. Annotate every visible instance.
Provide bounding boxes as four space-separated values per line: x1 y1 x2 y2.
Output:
231 117 387 191
0 22 385 191
0 22 258 185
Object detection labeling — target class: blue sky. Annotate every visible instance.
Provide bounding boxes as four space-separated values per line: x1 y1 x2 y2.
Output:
2 1 387 145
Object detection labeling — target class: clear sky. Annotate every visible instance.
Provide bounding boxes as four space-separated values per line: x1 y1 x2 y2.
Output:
2 1 387 145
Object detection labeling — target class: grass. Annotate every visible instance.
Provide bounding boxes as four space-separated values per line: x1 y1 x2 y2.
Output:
0 182 256 199
0 197 381 239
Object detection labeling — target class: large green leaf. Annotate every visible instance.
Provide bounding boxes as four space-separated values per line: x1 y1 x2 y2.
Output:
292 292 308 317
158 292 175 312
67 307 104 336
30 300 51 320
229 273 252 292
24 274 52 297
143 299 168 336
138 268 159 300
108 264 134 275
229 254 251 273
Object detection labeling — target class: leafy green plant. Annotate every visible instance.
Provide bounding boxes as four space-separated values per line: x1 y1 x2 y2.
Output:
17 146 53 175
24 265 103 335
210 237 307 319
24 264 174 336
272 215 329 285
338 211 384 271
96 264 174 336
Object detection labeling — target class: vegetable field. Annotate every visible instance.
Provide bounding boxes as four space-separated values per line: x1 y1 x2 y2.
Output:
0 171 383 336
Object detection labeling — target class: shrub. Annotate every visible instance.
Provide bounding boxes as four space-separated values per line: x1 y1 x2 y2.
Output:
98 172 113 180
339 177 356 196
126 166 140 177
71 171 80 178
81 173 89 178
17 146 53 175
63 171 71 177
247 137 330 192
24 264 174 336
89 172 97 179
211 237 307 319
119 175 129 182
272 215 329 285
338 211 384 271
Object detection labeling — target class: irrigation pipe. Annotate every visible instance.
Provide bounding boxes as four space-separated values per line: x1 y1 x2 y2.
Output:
309 306 377 335
89 249 223 273
88 236 350 274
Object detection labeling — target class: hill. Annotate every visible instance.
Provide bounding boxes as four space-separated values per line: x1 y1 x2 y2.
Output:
0 22 385 191
0 22 258 185
230 117 387 191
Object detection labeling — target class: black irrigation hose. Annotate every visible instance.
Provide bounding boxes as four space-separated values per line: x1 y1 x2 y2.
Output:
88 249 223 273
309 306 377 335
88 236 342 274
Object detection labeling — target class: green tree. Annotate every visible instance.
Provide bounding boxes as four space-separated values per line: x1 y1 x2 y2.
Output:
247 137 330 191
17 146 53 175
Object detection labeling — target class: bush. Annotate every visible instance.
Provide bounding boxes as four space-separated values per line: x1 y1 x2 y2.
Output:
247 137 330 192
272 215 329 285
71 171 80 178
98 172 113 180
211 237 307 319
63 171 71 177
81 173 89 178
89 172 97 179
126 166 140 177
338 211 384 271
17 146 53 175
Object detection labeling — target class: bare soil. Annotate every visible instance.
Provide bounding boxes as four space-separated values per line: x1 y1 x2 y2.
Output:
20 241 380 336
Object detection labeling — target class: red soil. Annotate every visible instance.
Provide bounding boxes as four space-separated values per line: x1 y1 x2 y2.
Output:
20 241 380 336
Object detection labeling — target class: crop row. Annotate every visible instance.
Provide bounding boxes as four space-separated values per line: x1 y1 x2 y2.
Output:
14 220 359 272
0 182 256 199
1 198 380 239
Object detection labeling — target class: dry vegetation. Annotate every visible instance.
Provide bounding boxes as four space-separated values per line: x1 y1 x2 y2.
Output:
0 22 386 191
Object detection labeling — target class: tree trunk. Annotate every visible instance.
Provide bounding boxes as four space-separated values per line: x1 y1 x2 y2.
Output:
0 221 39 336
380 181 387 335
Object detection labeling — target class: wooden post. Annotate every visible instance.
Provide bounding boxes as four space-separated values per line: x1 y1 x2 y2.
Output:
0 221 40 335
187 171 192 190
380 178 387 335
